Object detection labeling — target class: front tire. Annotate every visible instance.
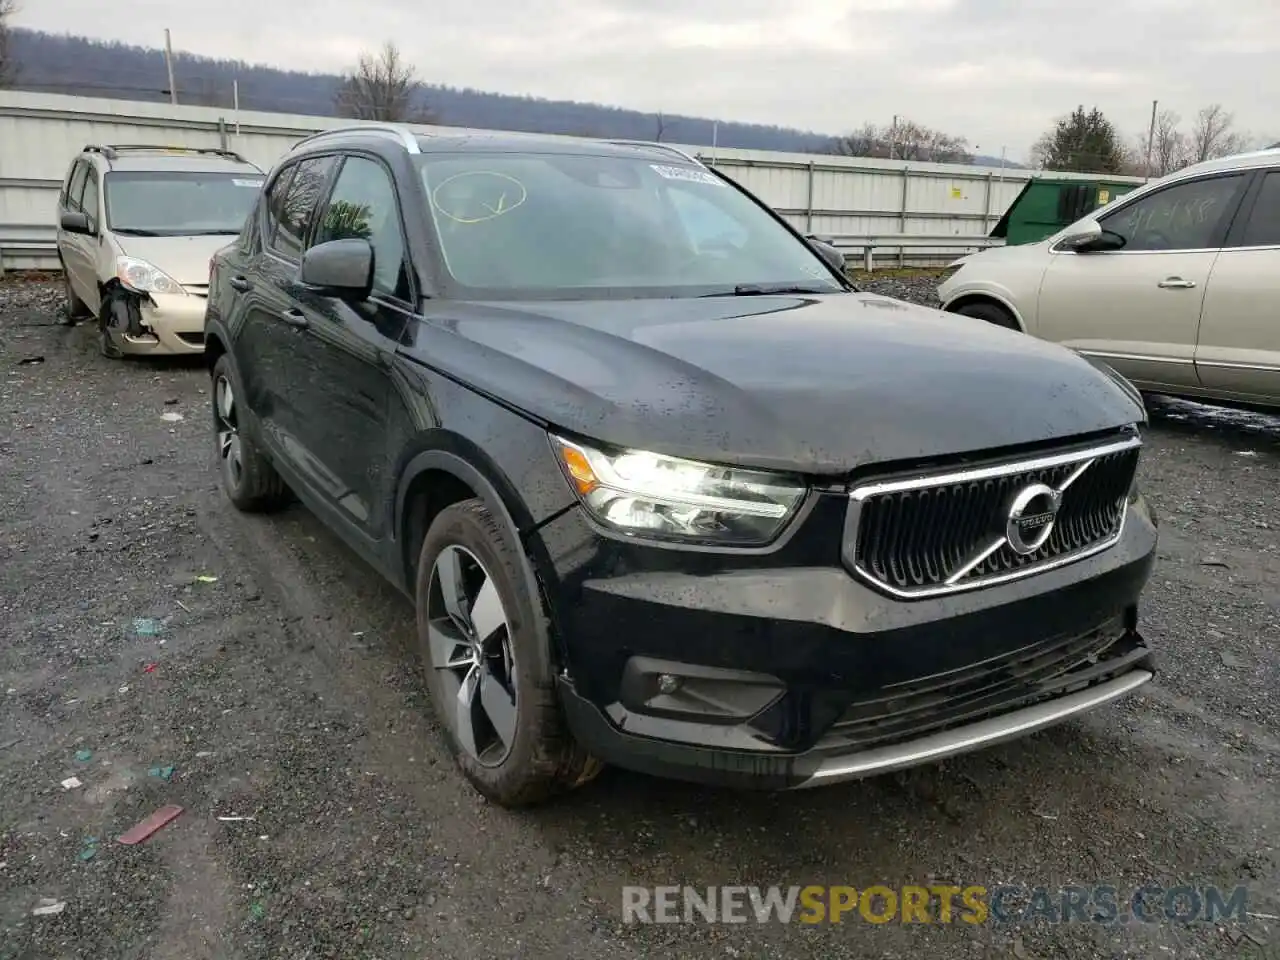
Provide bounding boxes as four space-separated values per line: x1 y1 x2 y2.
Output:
211 355 290 512
954 300 1019 330
62 272 90 324
416 498 601 807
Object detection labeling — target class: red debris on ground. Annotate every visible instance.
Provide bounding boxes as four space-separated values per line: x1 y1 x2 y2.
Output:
117 805 184 846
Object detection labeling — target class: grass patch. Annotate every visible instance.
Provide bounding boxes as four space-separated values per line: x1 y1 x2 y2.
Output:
848 266 952 282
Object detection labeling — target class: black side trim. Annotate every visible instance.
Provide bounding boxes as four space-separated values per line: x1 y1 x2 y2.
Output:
558 679 812 791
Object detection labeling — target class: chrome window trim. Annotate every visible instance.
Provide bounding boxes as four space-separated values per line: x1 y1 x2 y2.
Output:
1053 247 1222 256
845 435 1142 600
1218 242 1280 252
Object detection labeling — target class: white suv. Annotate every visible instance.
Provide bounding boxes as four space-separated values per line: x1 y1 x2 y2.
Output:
938 148 1280 409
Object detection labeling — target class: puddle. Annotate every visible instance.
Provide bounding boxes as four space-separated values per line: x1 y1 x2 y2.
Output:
1146 395 1280 449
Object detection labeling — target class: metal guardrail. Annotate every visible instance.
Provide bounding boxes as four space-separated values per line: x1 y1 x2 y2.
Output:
0 223 58 271
820 234 1004 271
2 225 1005 274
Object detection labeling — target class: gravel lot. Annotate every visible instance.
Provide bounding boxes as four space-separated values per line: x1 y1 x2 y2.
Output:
1 272 1277 959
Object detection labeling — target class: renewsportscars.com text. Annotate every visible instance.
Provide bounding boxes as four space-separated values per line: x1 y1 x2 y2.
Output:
622 884 1250 926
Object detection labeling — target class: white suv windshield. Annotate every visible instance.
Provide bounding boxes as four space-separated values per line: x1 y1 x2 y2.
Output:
415 152 843 299
104 171 265 236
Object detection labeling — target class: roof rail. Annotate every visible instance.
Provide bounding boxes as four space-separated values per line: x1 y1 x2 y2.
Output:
82 144 254 165
604 140 702 165
293 124 422 154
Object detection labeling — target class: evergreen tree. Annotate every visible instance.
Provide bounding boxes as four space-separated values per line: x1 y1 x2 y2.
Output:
1031 106 1126 173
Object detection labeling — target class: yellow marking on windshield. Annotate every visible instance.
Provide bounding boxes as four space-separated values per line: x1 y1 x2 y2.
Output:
431 171 528 224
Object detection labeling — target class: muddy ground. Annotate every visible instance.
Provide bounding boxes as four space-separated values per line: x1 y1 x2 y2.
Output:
1 274 1277 959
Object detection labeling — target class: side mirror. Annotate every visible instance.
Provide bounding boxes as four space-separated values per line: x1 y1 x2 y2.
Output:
806 235 847 274
1058 220 1122 253
300 238 374 299
60 210 93 235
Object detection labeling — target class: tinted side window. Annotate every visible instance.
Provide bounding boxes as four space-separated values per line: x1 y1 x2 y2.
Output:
314 156 411 300
61 160 83 205
1238 171 1280 247
263 164 297 248
1100 174 1245 252
67 161 90 210
80 168 100 223
270 156 337 261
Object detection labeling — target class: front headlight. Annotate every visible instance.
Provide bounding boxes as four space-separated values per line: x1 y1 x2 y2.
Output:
550 435 807 545
116 257 185 296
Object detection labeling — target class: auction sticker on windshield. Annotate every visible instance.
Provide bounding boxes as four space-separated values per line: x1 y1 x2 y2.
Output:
232 179 265 188
651 164 724 186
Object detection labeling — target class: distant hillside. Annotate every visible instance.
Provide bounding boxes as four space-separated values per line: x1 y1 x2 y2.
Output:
5 30 838 153
5 30 1014 165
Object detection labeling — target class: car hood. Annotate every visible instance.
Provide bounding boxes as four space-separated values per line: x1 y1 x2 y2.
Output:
114 234 235 287
410 292 1145 475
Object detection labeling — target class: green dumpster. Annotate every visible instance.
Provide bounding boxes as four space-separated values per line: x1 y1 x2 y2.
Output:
991 178 1139 246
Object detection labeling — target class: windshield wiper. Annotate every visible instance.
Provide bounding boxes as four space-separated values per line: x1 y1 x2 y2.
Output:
701 283 836 297
181 229 242 236
111 228 165 237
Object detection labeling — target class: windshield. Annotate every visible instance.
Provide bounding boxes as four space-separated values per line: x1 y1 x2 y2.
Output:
414 152 844 299
104 171 265 236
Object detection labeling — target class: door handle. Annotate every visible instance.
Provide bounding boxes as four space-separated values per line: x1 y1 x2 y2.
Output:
278 308 310 329
229 275 253 292
1157 277 1196 289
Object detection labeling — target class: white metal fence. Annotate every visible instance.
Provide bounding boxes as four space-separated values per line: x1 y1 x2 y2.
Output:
0 90 1145 271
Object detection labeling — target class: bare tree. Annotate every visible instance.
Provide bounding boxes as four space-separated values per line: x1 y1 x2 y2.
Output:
835 118 971 163
1027 131 1054 170
835 122 887 158
334 42 434 123
0 0 18 88
1187 104 1249 164
654 112 667 142
1139 108 1189 177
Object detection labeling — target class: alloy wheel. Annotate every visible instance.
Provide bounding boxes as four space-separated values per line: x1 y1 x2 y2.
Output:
426 544 519 766
214 375 244 488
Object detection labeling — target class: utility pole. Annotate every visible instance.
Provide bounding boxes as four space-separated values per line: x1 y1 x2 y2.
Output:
233 78 240 135
888 114 898 160
163 29 178 105
711 120 718 162
1145 99 1158 179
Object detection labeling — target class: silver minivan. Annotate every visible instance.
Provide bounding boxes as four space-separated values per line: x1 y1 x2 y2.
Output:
56 144 264 358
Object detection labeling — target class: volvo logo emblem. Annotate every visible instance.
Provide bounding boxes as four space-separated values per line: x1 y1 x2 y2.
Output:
1005 483 1062 556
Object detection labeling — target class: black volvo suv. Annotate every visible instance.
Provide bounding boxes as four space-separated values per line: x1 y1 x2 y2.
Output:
204 124 1158 806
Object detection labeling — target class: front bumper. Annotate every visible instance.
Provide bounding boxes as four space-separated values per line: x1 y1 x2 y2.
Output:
111 292 208 355
532 492 1159 791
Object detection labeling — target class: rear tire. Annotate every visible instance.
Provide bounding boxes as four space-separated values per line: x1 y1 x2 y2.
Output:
416 498 601 807
211 355 290 512
62 272 90 324
954 300 1019 330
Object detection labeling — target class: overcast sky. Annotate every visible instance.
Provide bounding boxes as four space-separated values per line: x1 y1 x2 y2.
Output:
15 0 1280 160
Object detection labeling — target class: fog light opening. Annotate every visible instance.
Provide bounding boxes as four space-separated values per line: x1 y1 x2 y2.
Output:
657 673 683 695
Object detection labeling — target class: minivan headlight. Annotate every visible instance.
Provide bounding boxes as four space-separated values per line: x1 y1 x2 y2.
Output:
551 435 807 545
116 256 185 296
